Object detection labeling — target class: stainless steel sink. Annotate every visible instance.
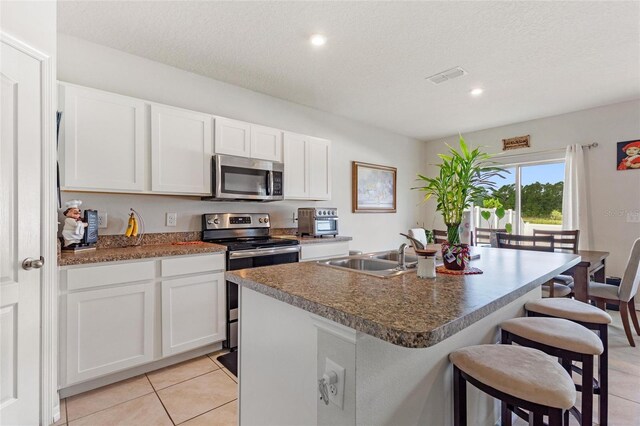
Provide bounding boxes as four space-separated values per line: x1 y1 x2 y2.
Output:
317 251 417 278
367 251 419 264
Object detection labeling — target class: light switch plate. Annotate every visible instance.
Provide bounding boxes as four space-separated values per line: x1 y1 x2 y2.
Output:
166 212 177 227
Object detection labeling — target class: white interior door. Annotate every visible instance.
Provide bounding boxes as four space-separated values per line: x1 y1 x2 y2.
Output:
0 40 43 425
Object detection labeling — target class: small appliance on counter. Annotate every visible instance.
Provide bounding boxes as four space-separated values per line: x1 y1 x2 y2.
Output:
297 207 339 237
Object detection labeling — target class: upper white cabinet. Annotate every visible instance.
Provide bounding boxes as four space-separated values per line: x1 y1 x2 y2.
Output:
283 132 331 200
151 105 213 195
214 117 251 157
215 118 283 162
250 124 283 162
61 84 147 192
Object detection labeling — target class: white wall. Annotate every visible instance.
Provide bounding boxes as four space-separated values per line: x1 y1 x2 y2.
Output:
422 100 640 276
1 1 56 55
57 34 425 252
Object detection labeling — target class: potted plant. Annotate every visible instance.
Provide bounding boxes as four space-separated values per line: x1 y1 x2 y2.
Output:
480 198 512 246
415 136 506 270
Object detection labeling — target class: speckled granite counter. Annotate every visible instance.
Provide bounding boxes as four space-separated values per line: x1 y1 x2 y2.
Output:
226 247 580 348
59 242 226 266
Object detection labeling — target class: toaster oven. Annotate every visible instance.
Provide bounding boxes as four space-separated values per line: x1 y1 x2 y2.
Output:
297 208 339 237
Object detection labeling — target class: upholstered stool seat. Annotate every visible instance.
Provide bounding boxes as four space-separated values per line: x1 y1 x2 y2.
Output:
501 317 603 355
450 344 576 410
542 282 572 298
588 281 621 300
555 274 575 285
525 298 612 325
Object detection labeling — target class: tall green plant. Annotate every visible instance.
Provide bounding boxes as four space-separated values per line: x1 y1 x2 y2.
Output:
415 136 507 244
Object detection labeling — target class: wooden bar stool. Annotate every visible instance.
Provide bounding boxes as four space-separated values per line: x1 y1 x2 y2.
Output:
524 298 612 426
500 317 604 426
450 345 575 426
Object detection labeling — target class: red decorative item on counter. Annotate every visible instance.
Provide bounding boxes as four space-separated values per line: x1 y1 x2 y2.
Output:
441 242 470 271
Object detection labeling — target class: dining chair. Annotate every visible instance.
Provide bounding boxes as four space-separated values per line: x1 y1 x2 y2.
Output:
589 238 640 347
496 233 570 298
534 229 580 292
474 227 507 246
433 229 448 244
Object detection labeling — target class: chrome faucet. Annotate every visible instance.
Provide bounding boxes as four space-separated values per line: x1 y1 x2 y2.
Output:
398 243 408 270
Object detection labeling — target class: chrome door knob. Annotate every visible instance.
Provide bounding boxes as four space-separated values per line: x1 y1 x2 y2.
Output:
22 256 45 270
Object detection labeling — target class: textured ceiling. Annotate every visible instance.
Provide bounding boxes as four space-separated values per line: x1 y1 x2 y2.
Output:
58 1 640 140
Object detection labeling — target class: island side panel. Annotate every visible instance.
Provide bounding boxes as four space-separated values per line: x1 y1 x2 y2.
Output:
239 287 318 425
355 287 541 426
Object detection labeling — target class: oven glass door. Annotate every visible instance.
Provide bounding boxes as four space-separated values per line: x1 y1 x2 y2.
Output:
316 219 337 233
220 165 268 196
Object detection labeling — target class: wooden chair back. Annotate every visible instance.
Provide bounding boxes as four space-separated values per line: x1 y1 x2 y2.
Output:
433 229 448 244
533 229 580 254
496 233 555 252
474 227 507 246
619 238 640 302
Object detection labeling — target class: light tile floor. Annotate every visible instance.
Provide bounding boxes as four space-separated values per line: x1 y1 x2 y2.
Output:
53 311 639 425
55 351 237 426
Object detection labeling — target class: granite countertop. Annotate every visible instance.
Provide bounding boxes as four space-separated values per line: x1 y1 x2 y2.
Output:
59 242 227 266
274 235 353 244
226 247 580 348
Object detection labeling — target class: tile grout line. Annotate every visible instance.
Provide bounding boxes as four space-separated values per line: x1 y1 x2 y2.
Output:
66 390 156 424
148 364 222 392
149 374 177 426
174 398 238 425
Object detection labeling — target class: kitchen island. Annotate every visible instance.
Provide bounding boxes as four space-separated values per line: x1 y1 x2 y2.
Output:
226 247 580 426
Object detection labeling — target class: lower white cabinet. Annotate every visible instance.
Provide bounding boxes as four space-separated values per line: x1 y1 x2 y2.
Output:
300 241 350 261
161 273 225 356
65 282 154 385
59 253 226 387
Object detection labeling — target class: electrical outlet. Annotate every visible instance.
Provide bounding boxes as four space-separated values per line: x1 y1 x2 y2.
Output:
325 358 345 409
166 212 177 227
97 212 108 229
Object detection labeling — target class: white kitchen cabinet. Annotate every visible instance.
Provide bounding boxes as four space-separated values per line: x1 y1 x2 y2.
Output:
300 241 350 261
151 105 213 194
161 272 225 356
250 124 283 162
283 132 331 200
59 252 226 389
65 282 154 385
60 83 147 192
214 117 252 157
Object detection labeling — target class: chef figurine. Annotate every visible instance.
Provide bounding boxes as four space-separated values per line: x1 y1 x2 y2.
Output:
62 200 88 247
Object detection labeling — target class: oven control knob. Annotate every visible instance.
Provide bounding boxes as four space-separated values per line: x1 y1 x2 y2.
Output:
209 218 219 225
264 217 269 223
259 218 264 223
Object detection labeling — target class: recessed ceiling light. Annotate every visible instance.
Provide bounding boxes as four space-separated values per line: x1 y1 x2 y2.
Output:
470 88 484 96
310 34 327 46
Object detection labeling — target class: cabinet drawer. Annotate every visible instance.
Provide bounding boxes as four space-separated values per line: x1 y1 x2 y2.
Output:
66 261 155 291
300 242 350 261
161 253 225 277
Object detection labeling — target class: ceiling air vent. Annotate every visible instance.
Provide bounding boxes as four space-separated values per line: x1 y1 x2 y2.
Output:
426 67 468 85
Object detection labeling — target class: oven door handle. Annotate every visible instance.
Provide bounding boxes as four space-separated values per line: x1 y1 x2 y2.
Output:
228 246 301 259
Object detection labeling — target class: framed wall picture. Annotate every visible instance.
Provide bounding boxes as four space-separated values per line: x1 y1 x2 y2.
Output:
616 139 640 171
352 161 397 213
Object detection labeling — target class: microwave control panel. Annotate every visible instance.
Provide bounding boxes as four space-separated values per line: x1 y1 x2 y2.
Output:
272 172 283 196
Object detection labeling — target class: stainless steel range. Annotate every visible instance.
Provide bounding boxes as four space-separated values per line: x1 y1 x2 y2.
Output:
201 213 300 375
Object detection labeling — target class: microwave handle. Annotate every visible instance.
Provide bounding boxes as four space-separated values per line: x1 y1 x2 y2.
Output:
266 171 272 196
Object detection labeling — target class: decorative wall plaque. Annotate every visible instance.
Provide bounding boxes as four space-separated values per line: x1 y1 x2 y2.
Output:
502 135 530 151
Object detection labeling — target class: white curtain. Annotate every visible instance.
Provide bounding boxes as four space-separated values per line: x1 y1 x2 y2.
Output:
562 144 590 249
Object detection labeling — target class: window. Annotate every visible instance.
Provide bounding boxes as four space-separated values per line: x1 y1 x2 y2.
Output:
475 160 565 235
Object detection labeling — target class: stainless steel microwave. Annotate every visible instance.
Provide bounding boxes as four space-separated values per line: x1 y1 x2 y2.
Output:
202 154 284 202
